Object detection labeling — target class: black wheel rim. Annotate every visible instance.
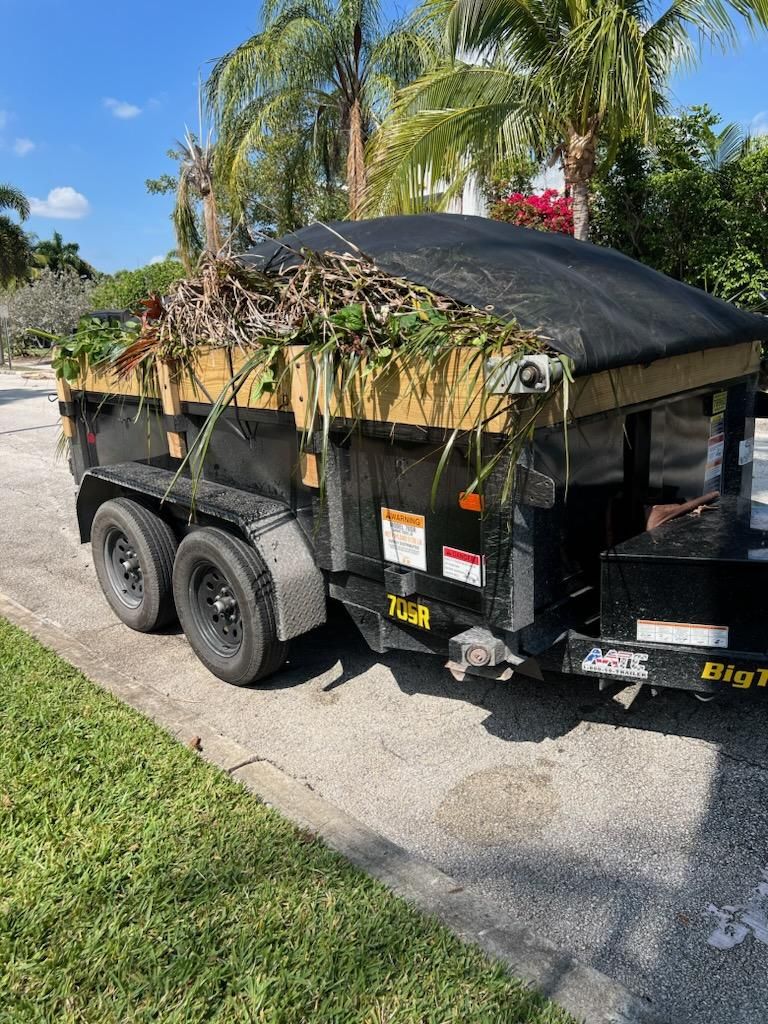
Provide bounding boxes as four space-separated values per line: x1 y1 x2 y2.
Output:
188 561 243 658
104 527 144 609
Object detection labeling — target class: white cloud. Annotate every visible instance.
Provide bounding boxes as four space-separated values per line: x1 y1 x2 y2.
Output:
751 111 768 136
29 186 90 220
104 97 142 119
13 137 34 157
149 254 165 264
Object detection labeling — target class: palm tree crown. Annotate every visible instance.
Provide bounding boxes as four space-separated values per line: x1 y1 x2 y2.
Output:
368 0 768 238
207 0 439 218
0 184 30 222
172 128 223 274
0 184 32 287
34 231 94 278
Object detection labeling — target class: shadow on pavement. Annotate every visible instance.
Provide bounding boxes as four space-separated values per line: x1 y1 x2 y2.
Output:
258 600 768 759
0 388 53 405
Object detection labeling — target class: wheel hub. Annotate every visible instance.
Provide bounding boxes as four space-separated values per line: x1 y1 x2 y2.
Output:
213 591 237 616
188 563 243 657
104 528 144 609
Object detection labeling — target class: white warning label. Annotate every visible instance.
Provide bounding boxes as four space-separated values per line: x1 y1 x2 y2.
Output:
381 507 426 571
636 619 729 648
705 413 725 492
442 546 484 587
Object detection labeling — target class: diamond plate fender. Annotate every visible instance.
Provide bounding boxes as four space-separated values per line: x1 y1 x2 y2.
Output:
76 463 326 641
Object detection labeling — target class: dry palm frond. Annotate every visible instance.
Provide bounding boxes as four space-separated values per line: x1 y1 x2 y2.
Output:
156 249 542 361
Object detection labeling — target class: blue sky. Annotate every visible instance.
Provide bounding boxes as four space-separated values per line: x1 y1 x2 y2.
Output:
2 0 767 274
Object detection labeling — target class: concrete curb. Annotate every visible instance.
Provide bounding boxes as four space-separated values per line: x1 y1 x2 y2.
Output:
0 592 660 1024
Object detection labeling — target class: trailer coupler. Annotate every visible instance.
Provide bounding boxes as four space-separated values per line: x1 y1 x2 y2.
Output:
447 627 544 682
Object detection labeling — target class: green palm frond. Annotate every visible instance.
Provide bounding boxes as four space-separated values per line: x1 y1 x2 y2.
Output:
701 120 747 169
207 0 441 217
366 61 548 212
369 0 768 232
0 184 30 221
0 217 32 286
173 169 204 274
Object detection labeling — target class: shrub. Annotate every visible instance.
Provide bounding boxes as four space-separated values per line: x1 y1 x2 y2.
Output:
89 259 186 312
489 189 574 235
5 270 97 349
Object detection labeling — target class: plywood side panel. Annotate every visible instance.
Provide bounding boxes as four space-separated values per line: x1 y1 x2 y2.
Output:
536 340 760 427
79 365 150 398
177 348 290 412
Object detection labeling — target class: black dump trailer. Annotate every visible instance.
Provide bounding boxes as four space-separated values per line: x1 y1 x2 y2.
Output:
62 214 768 700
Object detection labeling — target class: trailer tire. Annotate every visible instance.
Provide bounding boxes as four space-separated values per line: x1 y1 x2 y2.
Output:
172 527 288 686
91 498 177 632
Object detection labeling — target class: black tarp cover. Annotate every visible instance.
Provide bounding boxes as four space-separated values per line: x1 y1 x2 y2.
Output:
242 213 768 376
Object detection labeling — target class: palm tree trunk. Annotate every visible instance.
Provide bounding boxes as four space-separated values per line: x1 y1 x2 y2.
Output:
570 180 590 241
347 98 367 219
564 128 597 242
201 185 223 254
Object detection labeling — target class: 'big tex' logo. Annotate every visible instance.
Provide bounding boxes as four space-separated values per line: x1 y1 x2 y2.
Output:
701 662 768 690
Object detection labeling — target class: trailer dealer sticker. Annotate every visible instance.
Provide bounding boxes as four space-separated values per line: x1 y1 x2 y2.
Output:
636 619 728 648
442 546 484 587
381 507 426 571
581 648 649 680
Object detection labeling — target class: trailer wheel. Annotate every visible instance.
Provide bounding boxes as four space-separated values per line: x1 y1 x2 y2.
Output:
91 498 177 632
172 527 288 686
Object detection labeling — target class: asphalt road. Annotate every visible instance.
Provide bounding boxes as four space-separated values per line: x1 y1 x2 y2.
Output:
2 369 767 1024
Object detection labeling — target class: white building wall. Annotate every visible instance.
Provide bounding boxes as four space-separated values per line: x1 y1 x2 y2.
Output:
444 173 488 217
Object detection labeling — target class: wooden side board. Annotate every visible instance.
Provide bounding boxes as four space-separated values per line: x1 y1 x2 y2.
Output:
62 340 761 442
536 340 761 428
156 359 187 458
55 375 75 439
327 347 505 431
322 340 761 430
177 348 290 412
79 365 151 398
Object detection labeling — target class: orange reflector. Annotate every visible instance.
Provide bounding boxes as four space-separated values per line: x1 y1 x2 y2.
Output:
459 492 484 512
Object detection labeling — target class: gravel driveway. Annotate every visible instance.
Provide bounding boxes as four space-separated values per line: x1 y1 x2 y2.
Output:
1 370 767 1024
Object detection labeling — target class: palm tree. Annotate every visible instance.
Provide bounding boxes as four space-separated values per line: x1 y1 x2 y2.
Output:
367 0 768 240
172 127 223 274
207 0 439 218
0 184 32 287
34 231 94 278
700 122 748 172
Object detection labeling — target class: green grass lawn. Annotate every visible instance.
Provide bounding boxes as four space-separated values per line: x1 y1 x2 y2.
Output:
0 619 574 1024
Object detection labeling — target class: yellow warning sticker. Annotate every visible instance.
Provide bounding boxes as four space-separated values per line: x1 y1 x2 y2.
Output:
381 507 426 571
